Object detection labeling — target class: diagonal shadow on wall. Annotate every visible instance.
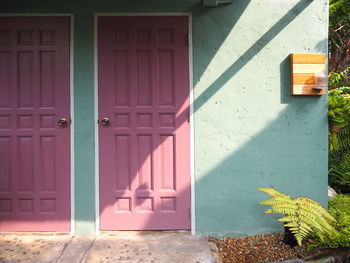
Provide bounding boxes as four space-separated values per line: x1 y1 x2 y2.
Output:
193 0 314 112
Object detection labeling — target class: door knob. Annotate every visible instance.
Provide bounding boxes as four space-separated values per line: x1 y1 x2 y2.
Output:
101 117 110 126
58 118 68 127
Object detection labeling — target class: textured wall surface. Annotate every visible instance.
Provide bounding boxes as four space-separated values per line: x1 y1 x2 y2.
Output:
192 0 329 236
2 0 329 236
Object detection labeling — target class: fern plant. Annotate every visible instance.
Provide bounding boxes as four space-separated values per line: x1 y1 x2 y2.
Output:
328 88 350 130
329 125 350 193
329 66 350 90
308 195 350 249
258 188 338 246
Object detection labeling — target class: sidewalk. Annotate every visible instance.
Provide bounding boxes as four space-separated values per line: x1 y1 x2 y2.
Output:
0 232 216 263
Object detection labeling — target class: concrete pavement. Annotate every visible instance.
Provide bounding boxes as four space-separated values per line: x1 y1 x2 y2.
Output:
0 232 217 263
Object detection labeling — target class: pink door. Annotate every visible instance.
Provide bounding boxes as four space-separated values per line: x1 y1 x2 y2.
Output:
0 17 71 231
98 16 191 230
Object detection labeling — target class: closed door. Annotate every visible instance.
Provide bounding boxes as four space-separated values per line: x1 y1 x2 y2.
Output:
0 17 71 231
98 16 191 230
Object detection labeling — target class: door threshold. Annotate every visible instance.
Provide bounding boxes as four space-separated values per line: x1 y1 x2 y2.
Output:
0 232 71 236
99 230 191 236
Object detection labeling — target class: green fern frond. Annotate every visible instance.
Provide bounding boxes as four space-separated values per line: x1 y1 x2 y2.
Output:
335 126 350 152
269 205 298 215
284 222 298 228
329 125 350 193
295 235 303 246
257 188 290 198
299 222 313 233
278 216 298 223
329 66 350 89
258 188 337 246
259 196 294 206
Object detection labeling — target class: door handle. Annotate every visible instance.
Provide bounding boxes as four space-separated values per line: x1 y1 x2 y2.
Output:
58 118 68 127
101 117 110 126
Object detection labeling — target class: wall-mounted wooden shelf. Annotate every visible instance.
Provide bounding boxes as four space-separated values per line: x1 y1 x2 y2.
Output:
290 53 327 95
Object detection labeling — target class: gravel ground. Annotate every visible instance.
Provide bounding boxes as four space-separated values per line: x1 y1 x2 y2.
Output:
209 234 314 263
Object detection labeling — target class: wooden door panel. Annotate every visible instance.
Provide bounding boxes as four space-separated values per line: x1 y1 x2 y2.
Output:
0 17 70 231
98 16 190 230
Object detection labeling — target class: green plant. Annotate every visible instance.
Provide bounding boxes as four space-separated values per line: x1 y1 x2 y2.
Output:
308 195 350 249
329 125 350 193
258 188 337 246
328 0 349 73
328 88 350 130
328 86 350 193
329 66 350 90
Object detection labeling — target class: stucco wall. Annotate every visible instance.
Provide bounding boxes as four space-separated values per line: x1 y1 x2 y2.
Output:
2 0 329 236
193 0 329 236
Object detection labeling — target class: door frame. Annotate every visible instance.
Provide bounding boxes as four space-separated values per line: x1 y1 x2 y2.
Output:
94 13 195 235
0 13 75 234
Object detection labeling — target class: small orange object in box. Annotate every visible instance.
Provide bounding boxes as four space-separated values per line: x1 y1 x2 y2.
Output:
290 53 327 95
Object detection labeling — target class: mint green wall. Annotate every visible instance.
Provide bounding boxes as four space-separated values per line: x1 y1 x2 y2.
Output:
193 0 328 236
3 0 329 236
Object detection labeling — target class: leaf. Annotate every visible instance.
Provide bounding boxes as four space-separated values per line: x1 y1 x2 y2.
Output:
258 188 338 246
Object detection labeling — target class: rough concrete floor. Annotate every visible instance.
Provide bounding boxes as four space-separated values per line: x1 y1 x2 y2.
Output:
0 232 216 263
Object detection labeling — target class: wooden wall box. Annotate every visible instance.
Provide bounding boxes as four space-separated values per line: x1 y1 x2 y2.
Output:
290 53 327 95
